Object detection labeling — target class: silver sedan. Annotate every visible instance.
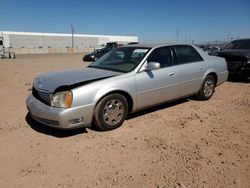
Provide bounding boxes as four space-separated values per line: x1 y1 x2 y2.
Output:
26 44 228 131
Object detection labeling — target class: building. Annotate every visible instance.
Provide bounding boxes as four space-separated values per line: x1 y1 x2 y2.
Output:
0 31 138 54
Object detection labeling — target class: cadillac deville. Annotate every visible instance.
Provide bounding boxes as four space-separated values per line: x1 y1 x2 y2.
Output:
26 44 228 131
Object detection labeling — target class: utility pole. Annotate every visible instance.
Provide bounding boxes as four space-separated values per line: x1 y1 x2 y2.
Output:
42 33 44 47
71 23 74 48
227 33 230 42
176 29 179 42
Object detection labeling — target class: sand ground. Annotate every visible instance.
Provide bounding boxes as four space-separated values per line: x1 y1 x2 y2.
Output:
0 53 249 188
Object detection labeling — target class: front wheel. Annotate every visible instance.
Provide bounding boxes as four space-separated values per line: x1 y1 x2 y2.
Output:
196 75 215 100
93 93 128 131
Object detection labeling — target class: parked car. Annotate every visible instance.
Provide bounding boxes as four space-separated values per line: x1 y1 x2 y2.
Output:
207 46 221 55
82 50 99 62
127 42 139 45
83 42 119 62
27 44 228 131
216 39 250 78
201 46 221 55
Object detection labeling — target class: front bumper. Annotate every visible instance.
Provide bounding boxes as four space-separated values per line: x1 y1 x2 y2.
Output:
26 94 95 129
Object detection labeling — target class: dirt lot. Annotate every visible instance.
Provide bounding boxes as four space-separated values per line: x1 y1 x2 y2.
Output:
0 54 249 188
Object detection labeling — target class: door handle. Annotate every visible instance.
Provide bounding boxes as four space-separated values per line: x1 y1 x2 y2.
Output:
200 67 205 71
169 72 176 76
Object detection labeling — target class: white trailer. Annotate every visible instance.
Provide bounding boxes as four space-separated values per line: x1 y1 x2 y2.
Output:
0 37 15 59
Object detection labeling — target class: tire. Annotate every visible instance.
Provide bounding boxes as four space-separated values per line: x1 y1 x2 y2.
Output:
93 93 128 131
9 52 15 59
196 75 215 100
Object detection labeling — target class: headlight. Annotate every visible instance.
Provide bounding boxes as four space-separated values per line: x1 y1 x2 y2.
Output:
51 91 72 108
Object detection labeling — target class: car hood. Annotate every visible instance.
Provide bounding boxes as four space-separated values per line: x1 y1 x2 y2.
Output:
218 50 250 59
33 67 123 93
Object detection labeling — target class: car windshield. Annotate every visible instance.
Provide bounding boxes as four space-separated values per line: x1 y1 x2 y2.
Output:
224 40 250 50
88 47 150 73
106 43 115 48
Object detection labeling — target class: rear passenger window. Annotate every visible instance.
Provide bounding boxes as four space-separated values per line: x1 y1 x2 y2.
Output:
147 47 175 68
175 45 203 64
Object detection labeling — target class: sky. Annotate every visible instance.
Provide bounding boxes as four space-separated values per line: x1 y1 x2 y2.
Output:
0 0 250 43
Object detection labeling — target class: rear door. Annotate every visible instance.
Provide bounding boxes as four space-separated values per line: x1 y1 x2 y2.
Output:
173 45 206 95
136 46 180 110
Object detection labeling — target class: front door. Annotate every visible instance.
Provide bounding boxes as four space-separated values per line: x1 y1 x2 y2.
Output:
136 47 180 110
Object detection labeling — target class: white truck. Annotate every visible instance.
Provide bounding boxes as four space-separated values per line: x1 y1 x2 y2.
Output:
0 37 15 59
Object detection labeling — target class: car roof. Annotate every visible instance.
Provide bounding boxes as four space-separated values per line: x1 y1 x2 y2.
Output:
231 39 250 42
106 42 118 44
122 43 194 48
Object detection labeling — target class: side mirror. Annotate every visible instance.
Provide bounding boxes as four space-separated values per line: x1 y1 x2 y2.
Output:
145 62 161 71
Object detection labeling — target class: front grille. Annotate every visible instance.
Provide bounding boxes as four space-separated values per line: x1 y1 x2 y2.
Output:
32 87 51 105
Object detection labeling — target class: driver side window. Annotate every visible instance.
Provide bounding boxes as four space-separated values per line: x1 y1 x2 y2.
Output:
147 47 174 68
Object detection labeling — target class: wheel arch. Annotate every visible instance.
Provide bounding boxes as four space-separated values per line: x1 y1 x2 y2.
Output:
94 90 134 113
206 72 218 85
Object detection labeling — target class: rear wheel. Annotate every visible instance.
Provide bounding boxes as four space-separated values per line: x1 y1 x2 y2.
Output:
93 93 128 131
196 75 215 100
